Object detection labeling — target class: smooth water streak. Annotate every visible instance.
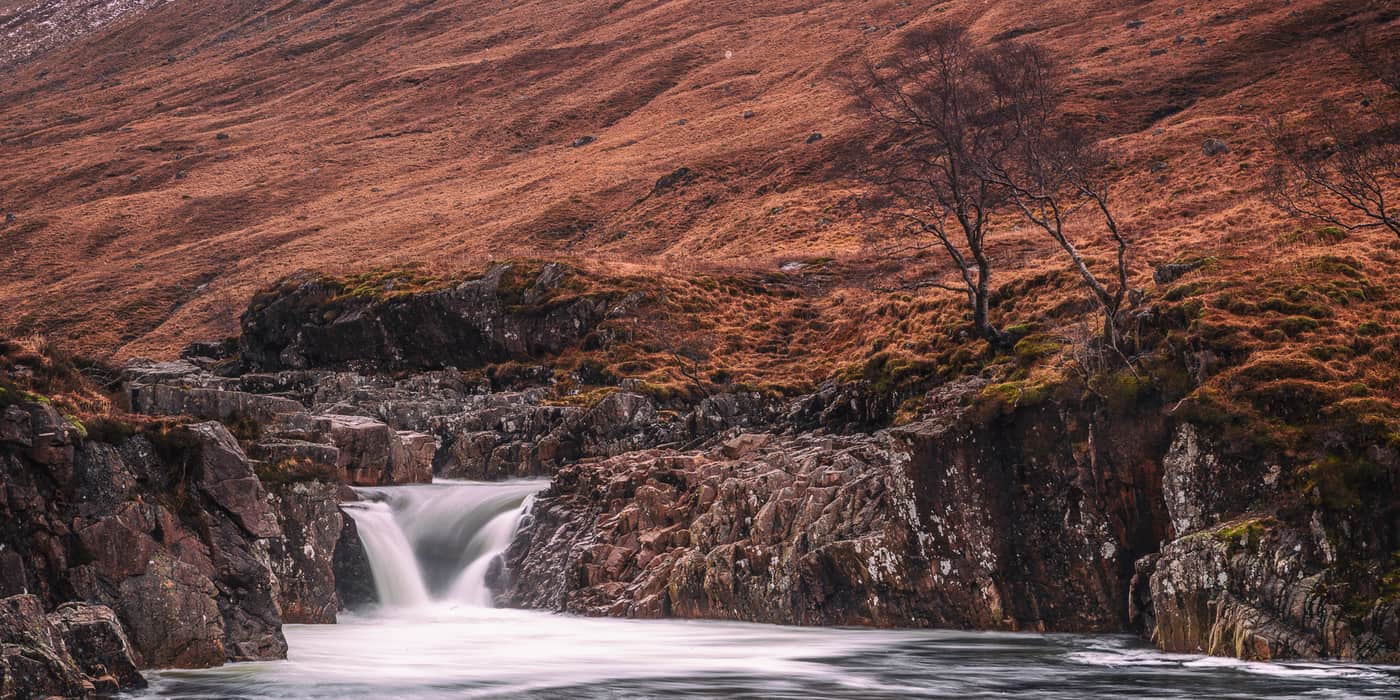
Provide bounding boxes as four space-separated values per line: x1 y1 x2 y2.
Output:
345 479 545 608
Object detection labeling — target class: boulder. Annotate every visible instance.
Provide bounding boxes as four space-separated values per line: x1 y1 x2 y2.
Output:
46 602 145 693
318 414 395 485
390 431 435 484
0 594 90 699
0 594 145 697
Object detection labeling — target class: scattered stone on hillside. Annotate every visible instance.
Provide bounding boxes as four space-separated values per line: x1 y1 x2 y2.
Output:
1150 48 1167 57
1153 258 1207 284
3 213 13 224
742 109 756 119
1126 19 1145 29
1202 138 1230 156
1148 159 1169 173
805 132 823 144
1191 36 1206 46
674 118 688 125
570 135 596 147
652 166 695 194
215 132 229 140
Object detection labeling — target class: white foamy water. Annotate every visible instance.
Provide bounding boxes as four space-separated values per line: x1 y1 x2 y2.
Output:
137 481 1400 699
344 479 544 607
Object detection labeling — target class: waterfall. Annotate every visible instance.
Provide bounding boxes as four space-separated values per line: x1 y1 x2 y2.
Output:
342 501 431 607
343 480 545 608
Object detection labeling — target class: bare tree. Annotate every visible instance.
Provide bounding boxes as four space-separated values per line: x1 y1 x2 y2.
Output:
976 43 1134 347
1265 108 1400 239
848 25 1134 349
1266 18 1399 239
845 25 1009 346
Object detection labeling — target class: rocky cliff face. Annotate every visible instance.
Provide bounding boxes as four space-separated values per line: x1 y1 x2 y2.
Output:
500 377 1397 662
1142 425 1399 662
503 383 1173 632
0 402 287 669
504 431 933 624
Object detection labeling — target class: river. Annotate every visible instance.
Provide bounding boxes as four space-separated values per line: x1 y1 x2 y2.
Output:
131 480 1399 699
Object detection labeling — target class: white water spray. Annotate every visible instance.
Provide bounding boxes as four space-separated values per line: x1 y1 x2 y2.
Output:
342 480 544 608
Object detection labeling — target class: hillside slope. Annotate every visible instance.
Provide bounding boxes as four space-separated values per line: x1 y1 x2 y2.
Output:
2 0 1395 367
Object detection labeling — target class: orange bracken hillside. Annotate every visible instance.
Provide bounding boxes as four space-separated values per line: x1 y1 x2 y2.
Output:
0 0 1396 374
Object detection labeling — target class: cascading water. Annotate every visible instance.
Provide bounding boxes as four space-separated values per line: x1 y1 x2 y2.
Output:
341 479 545 608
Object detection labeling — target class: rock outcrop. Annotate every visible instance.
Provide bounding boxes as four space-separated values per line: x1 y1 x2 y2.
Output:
502 379 1399 662
239 263 639 372
504 387 1175 632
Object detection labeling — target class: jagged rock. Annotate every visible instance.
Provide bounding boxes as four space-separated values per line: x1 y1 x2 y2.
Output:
191 422 282 539
1161 425 1274 537
507 385 1180 633
0 594 92 699
505 432 939 625
0 406 31 446
269 481 344 623
1202 138 1230 156
0 595 144 697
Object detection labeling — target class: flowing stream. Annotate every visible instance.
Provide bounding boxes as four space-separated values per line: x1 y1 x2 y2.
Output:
136 480 1400 699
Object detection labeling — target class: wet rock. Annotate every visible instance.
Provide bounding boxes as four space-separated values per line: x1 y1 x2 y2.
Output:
269 481 344 623
505 432 939 626
1 403 289 670
0 594 91 699
332 513 376 610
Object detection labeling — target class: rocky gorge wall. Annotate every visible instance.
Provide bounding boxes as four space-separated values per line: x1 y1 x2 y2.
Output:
2 251 1396 694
